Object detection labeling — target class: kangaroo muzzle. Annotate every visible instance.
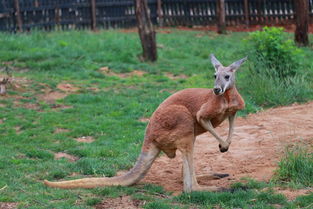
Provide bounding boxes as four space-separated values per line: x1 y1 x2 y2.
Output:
213 87 222 95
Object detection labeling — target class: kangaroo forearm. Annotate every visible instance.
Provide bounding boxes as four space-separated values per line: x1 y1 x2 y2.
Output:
226 114 235 143
198 118 229 146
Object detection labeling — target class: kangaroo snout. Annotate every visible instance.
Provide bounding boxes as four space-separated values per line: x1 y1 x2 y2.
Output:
213 88 222 95
219 144 229 153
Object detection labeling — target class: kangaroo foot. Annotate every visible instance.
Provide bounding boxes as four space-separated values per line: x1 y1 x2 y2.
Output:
192 185 224 192
197 173 229 181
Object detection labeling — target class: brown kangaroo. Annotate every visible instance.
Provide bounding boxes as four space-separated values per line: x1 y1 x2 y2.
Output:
44 54 247 192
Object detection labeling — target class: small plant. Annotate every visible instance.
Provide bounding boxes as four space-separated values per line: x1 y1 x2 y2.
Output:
246 27 303 79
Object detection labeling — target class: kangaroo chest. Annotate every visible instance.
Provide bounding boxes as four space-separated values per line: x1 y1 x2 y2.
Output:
210 96 243 128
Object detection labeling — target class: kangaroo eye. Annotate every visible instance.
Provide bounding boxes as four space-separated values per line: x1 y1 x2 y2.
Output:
225 75 230 80
214 75 217 79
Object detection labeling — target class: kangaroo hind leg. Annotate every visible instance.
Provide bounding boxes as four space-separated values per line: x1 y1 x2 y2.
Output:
179 137 222 193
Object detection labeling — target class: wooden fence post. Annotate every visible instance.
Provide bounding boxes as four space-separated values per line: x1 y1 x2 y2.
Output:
90 0 97 30
13 0 23 32
157 0 163 27
55 1 61 29
243 0 249 27
294 0 309 46
135 0 157 62
217 0 226 34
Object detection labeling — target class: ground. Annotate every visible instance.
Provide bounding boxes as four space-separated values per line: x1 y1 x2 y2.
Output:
144 102 313 197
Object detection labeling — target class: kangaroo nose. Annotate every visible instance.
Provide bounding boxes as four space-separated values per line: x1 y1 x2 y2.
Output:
213 88 221 95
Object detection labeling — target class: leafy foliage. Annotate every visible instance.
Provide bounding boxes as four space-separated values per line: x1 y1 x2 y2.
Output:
246 27 303 79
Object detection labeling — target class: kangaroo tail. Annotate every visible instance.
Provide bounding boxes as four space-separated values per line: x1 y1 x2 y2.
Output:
44 143 160 189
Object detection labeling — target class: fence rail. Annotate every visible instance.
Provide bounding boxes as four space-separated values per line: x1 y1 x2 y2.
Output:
0 0 312 32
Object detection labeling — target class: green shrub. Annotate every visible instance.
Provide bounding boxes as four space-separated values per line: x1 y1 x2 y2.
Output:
246 27 303 79
273 147 313 187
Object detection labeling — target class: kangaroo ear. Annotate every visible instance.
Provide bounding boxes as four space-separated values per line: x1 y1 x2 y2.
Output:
229 56 248 72
210 54 222 71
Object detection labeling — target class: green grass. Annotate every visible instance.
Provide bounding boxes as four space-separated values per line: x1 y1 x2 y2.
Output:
0 29 312 208
273 147 313 187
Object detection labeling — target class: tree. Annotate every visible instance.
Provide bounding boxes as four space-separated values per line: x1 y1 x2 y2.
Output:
135 0 157 62
217 0 226 34
294 0 309 46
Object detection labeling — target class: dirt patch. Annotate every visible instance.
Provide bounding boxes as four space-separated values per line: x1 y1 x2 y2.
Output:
75 136 95 143
143 102 313 193
274 188 312 201
87 86 100 92
57 83 80 93
0 202 18 209
38 91 67 104
14 126 21 134
164 72 188 80
14 102 40 110
95 196 143 209
54 152 79 162
54 128 70 134
138 117 150 123
51 104 73 110
99 67 146 78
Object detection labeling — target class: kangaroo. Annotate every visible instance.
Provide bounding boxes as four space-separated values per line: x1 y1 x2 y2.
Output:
44 54 247 192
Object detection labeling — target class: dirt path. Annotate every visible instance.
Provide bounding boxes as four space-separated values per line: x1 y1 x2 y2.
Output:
143 102 313 192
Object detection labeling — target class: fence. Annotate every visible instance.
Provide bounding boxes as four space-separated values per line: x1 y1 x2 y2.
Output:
0 0 312 32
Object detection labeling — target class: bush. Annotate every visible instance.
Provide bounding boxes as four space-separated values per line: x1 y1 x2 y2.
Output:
246 27 303 79
241 27 312 107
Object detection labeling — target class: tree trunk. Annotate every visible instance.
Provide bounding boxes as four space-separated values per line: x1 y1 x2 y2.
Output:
90 0 97 31
294 0 309 46
14 0 23 32
243 0 249 27
217 0 226 34
135 0 157 62
157 0 163 27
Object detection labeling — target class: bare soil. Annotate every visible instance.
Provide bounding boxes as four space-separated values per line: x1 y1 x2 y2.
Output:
38 91 67 104
99 67 146 78
0 202 18 209
57 83 80 92
75 136 95 143
95 196 143 209
143 102 313 193
274 188 312 201
54 152 79 162
164 72 188 80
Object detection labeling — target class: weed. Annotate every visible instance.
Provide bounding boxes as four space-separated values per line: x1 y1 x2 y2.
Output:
273 146 313 187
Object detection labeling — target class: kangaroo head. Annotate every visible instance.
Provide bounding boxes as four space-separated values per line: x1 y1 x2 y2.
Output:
210 54 247 96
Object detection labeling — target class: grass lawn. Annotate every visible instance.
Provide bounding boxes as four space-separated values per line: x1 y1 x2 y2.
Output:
0 29 312 208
